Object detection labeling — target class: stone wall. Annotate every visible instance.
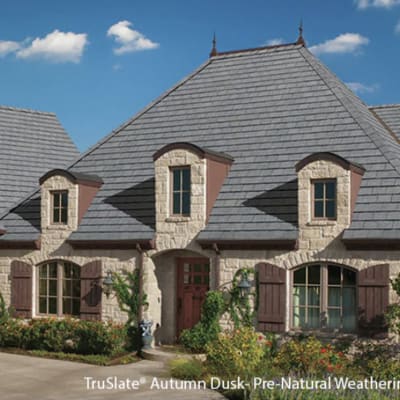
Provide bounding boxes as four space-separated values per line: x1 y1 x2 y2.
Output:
0 172 138 322
298 159 351 251
154 148 206 251
218 246 400 331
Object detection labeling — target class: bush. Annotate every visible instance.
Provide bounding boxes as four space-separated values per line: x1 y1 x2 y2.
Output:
273 336 348 377
0 318 126 356
0 291 11 325
206 327 265 381
0 318 27 348
352 341 400 380
180 291 225 353
170 357 205 380
74 320 126 356
386 273 400 335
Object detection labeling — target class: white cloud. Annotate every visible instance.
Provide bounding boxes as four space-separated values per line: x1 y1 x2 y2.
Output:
266 38 284 46
107 20 159 54
16 30 88 63
356 0 400 8
346 81 380 94
310 33 369 55
0 40 20 57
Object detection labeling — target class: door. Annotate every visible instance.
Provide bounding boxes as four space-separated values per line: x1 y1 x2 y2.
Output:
176 258 210 336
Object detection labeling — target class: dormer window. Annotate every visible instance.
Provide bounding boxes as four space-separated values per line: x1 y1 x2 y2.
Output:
171 166 191 216
312 179 336 220
52 190 68 224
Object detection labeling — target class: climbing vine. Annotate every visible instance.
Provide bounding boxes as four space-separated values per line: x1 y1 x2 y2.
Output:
111 270 148 350
227 268 256 329
111 270 148 327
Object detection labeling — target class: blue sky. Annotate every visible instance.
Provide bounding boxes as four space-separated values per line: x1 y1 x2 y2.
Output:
1 0 400 152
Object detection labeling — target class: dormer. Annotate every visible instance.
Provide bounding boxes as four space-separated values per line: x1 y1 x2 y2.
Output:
295 152 365 249
153 142 233 249
39 169 103 232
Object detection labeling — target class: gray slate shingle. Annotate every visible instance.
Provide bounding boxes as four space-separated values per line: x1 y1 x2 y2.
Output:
2 44 400 242
0 106 79 237
369 104 400 142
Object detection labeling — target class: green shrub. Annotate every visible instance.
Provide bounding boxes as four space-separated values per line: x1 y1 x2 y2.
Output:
0 318 126 356
206 327 265 381
386 273 400 335
74 320 126 356
25 318 76 352
273 336 348 377
0 318 27 348
352 341 400 380
170 357 205 380
0 291 11 325
180 291 225 353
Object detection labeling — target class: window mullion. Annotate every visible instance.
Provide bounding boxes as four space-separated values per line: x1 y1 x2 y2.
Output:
180 170 183 214
58 263 63 317
322 264 327 328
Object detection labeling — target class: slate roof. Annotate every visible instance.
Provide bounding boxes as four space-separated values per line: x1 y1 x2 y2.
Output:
2 43 400 243
0 106 79 218
369 104 400 141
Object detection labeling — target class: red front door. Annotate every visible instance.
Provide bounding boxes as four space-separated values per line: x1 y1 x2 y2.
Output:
176 258 210 336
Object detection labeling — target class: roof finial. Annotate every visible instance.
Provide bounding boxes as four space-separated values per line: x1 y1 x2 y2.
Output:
209 32 218 57
296 19 306 46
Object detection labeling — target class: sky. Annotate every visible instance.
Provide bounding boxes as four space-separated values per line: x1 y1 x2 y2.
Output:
0 0 400 152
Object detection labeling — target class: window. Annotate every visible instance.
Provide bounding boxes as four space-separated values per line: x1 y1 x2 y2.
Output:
312 180 336 219
171 167 191 216
38 261 80 316
293 264 357 332
52 191 68 224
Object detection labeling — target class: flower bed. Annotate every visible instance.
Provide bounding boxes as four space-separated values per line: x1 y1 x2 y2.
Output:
173 327 400 400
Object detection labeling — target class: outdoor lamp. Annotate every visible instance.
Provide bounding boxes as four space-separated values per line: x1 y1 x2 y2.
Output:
102 270 114 298
237 271 251 298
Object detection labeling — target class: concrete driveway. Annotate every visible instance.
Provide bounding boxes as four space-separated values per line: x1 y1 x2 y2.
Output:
0 352 224 400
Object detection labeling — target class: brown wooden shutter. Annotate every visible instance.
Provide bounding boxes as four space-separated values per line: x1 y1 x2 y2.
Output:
257 263 286 333
11 260 32 318
358 264 389 337
80 260 102 320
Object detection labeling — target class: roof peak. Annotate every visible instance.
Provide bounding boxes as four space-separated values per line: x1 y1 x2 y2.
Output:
0 105 55 116
210 42 303 58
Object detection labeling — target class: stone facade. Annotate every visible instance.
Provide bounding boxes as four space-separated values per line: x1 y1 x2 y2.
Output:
0 173 139 322
154 148 207 252
297 159 351 251
1 160 399 344
218 248 400 332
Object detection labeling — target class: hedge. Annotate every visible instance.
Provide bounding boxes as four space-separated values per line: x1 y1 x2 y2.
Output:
0 318 126 356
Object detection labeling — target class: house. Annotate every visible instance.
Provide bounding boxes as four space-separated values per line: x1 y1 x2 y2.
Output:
1 33 400 343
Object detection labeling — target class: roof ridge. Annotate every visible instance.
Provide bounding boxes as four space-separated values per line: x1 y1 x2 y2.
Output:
299 47 400 178
212 42 303 57
369 104 400 109
0 105 55 116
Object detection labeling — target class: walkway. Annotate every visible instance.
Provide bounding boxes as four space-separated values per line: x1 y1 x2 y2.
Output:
0 352 224 399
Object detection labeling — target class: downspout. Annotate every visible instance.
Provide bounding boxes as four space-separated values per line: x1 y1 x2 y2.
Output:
212 243 221 289
136 243 144 323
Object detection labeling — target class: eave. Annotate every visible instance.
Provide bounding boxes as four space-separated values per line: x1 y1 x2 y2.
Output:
342 238 400 251
67 239 155 250
198 239 297 251
0 240 40 250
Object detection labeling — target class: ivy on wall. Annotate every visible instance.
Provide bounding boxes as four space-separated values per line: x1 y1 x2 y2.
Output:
226 268 256 329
